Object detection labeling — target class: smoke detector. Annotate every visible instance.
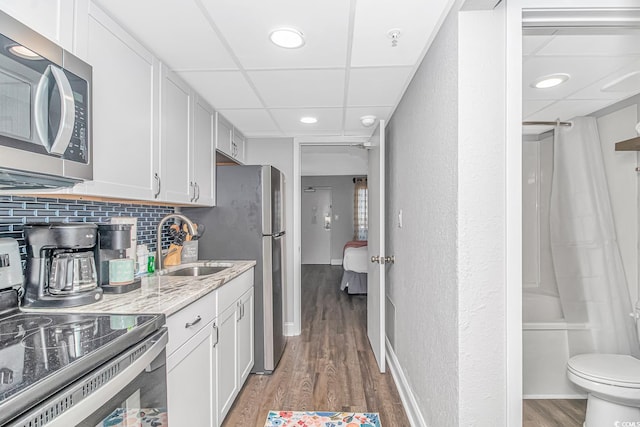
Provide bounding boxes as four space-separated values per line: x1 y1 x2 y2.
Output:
360 115 377 127
387 29 402 47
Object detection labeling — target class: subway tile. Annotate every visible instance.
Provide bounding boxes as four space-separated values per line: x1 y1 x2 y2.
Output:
25 203 47 209
12 210 35 216
47 203 68 210
0 203 25 209
35 210 58 216
11 196 36 202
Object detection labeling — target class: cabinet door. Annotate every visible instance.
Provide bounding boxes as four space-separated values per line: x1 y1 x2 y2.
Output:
232 128 245 164
160 65 192 203
0 0 77 52
167 322 214 427
215 113 233 158
81 6 159 201
215 303 238 423
192 96 215 206
237 288 254 384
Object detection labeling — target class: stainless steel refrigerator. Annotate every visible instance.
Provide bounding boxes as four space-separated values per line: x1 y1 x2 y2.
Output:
183 165 286 374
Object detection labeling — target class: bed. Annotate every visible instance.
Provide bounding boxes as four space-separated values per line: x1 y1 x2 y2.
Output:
340 242 368 294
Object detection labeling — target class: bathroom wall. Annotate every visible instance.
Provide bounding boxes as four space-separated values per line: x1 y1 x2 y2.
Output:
0 195 175 263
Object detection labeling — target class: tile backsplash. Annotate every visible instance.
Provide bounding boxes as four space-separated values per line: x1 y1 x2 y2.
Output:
0 195 176 262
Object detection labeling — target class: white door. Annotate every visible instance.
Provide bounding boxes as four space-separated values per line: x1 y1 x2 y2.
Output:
301 188 332 264
367 120 386 373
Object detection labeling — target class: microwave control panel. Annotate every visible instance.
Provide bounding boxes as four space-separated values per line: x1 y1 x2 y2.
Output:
62 75 89 164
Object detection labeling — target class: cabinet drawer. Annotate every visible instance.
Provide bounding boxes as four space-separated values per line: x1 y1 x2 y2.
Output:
217 269 253 313
167 290 217 356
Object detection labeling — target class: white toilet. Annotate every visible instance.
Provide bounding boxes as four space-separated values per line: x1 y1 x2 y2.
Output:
567 354 640 425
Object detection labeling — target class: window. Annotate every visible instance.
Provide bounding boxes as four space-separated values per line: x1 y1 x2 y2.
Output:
353 177 368 241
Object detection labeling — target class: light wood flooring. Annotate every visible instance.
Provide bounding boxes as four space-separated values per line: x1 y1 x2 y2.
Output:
523 399 587 427
223 265 409 426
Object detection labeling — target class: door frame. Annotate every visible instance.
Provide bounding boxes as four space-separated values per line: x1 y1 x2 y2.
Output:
291 137 369 336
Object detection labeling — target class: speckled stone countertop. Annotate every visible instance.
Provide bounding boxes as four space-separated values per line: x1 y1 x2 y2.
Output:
21 260 256 316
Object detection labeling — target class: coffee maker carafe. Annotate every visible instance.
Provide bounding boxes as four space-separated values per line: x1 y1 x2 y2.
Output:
22 223 102 308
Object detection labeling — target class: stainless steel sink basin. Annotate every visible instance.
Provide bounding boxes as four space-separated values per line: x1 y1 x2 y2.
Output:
164 266 228 277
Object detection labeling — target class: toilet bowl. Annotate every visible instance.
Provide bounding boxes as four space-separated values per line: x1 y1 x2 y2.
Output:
567 354 640 426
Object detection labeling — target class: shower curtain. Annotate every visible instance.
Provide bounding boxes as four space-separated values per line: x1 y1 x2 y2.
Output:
550 116 639 356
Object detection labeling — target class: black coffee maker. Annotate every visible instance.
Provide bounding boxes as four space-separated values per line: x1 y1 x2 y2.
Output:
22 223 102 308
95 224 141 294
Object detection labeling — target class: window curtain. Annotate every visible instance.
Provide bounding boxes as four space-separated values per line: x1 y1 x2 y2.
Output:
353 177 368 241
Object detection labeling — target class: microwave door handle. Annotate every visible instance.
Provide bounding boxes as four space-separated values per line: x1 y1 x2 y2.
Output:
48 66 76 155
34 67 50 148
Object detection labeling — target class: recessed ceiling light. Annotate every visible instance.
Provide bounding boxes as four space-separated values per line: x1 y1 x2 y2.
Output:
300 116 317 124
269 27 305 49
8 45 42 60
531 73 570 89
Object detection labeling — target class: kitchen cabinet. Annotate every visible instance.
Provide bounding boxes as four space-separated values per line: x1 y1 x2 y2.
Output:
216 113 245 164
76 4 160 201
166 268 254 427
192 96 216 205
237 287 254 384
0 0 84 54
167 320 216 427
158 64 192 204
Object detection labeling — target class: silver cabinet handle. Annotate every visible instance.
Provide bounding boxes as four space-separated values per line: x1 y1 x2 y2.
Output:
154 173 161 199
384 256 395 264
185 315 201 328
189 181 195 202
195 182 200 202
213 323 219 347
370 255 379 264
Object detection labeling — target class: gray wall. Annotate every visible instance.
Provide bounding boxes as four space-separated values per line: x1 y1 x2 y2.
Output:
245 138 295 328
301 176 355 262
386 8 459 426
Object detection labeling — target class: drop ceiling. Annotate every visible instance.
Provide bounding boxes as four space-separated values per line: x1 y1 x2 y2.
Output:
93 0 452 138
523 28 640 135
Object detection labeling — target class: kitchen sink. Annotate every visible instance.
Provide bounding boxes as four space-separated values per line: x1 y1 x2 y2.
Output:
163 266 228 277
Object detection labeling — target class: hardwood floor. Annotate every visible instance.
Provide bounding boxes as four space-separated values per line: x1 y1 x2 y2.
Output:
523 399 587 427
223 265 410 426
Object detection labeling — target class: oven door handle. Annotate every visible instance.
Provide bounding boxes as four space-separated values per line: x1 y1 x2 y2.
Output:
32 328 168 427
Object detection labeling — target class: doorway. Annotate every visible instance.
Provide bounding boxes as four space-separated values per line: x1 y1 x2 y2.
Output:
301 187 332 265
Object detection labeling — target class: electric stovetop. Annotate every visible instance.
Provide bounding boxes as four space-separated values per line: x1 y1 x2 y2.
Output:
0 289 165 426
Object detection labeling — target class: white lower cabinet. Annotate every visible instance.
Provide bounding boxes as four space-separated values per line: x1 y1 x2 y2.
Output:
166 269 254 427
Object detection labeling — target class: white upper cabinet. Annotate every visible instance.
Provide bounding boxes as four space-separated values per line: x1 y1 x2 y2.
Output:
159 65 192 204
216 113 245 164
192 96 216 206
0 0 82 53
78 4 159 201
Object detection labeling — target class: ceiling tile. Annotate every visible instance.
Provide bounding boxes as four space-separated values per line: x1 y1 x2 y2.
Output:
217 109 280 134
522 100 555 118
348 67 412 106
525 99 612 123
248 70 345 108
350 0 450 67
537 33 640 57
522 35 553 56
199 0 350 69
269 108 343 133
344 106 393 133
243 130 286 138
523 56 637 101
94 0 237 70
178 71 263 109
568 58 640 101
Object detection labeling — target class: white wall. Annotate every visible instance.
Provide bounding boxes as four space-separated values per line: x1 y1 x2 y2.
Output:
302 176 355 262
595 102 639 304
245 138 296 332
301 146 368 176
386 4 508 425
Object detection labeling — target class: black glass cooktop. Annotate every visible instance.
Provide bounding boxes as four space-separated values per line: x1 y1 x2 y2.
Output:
0 290 165 426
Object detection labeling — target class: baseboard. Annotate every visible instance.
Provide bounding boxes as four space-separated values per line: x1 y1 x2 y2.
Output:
283 322 298 336
386 338 427 427
330 258 343 266
523 394 587 399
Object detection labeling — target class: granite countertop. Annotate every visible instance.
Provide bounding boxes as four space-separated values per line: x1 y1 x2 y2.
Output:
21 260 256 317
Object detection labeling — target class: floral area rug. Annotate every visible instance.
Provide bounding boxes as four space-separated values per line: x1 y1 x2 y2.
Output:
264 411 381 427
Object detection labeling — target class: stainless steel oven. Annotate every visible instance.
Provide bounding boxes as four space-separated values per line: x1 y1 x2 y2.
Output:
0 10 92 189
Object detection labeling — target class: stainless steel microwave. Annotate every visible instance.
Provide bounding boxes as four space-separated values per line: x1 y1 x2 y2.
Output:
0 10 92 189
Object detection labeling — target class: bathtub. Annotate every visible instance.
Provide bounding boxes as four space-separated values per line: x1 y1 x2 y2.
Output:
523 292 587 398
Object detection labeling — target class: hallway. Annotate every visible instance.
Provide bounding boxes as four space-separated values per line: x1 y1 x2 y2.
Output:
223 265 409 426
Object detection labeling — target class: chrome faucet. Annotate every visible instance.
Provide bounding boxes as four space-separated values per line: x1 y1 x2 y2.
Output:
156 213 196 270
